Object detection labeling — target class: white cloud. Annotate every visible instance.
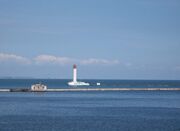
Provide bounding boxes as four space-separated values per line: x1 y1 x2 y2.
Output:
0 53 31 64
34 55 119 66
34 55 76 65
0 53 120 66
34 55 119 65
80 58 119 65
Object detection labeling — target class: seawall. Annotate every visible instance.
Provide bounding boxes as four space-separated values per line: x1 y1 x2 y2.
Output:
0 88 180 92
46 88 180 92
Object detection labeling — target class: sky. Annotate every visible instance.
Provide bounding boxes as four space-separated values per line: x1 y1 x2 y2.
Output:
0 0 180 80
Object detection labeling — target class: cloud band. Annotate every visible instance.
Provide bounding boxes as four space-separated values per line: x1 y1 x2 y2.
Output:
0 53 119 66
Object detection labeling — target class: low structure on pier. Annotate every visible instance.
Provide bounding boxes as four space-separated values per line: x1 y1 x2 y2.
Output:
31 83 47 91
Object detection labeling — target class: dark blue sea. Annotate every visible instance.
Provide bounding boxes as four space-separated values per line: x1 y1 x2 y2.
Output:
0 79 180 131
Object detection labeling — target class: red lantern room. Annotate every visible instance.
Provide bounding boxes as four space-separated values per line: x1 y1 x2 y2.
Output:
73 64 77 69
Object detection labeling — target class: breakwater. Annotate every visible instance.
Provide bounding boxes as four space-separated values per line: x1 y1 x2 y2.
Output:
46 88 180 92
0 88 180 92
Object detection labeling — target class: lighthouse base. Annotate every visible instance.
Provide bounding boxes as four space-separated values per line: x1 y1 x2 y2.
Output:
68 81 90 86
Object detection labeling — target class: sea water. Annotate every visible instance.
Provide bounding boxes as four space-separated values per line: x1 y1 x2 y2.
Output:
0 79 180 89
0 79 180 131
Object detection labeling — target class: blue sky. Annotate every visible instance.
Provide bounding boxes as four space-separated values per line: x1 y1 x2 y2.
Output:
0 0 180 79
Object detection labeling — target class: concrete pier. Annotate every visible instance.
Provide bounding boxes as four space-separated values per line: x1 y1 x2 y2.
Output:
0 88 180 92
46 88 180 92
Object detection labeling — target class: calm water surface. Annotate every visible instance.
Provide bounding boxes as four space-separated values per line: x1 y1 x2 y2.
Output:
0 91 180 131
0 79 180 131
0 79 180 89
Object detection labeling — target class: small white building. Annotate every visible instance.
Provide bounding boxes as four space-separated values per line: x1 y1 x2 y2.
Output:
31 83 47 91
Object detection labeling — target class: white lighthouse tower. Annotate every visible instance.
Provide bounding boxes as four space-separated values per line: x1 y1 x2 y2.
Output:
73 64 77 83
68 64 90 86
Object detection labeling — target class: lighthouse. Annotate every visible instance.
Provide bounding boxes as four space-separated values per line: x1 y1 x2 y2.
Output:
68 64 90 86
73 64 77 83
